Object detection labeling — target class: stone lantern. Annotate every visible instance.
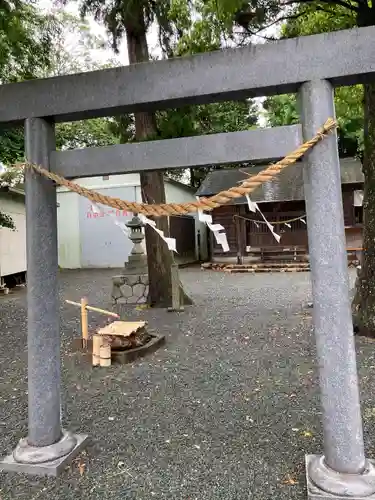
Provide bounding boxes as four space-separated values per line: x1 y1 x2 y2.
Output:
111 214 149 306
124 214 148 273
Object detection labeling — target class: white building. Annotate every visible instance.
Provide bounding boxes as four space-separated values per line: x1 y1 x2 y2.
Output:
57 174 207 269
0 187 27 285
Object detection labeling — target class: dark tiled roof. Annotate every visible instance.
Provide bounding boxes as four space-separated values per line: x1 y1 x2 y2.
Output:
195 157 364 204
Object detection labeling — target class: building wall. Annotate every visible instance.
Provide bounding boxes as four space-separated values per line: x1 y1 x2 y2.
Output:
0 192 26 277
211 205 238 259
79 186 136 268
152 180 208 262
210 184 364 262
345 227 362 249
57 174 207 268
57 191 80 269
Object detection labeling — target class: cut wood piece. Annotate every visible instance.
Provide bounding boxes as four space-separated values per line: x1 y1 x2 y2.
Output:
99 344 111 367
97 320 146 338
65 299 120 318
81 297 89 348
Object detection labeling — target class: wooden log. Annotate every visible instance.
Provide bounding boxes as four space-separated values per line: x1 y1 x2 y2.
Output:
92 335 101 366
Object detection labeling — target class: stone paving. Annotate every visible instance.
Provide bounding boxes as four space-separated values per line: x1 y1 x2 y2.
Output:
1 267 375 500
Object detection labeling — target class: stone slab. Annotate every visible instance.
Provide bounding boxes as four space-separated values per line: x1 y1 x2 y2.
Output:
0 434 89 477
52 126 301 178
1 26 375 125
306 455 375 500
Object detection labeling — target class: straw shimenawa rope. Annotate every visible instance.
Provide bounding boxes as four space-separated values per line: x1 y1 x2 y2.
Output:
18 118 337 217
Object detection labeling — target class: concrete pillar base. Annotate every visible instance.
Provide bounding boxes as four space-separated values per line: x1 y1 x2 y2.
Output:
0 433 89 477
306 455 375 499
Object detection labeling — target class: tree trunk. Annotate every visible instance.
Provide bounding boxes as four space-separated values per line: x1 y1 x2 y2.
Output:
352 8 375 335
125 12 192 308
352 81 375 336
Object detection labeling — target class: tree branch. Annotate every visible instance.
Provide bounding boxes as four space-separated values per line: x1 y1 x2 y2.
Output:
319 0 360 11
284 0 360 13
235 28 277 42
253 10 314 33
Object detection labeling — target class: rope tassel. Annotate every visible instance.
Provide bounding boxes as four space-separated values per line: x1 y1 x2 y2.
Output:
17 118 337 217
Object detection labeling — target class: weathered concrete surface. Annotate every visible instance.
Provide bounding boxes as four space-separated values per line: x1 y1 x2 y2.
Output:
2 268 375 500
24 118 62 448
0 26 375 125
0 434 89 477
300 80 367 484
52 126 302 178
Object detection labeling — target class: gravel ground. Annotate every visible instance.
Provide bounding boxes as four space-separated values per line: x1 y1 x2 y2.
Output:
1 267 375 500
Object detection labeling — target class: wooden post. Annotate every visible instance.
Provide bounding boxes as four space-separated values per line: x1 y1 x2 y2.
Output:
167 263 184 312
235 215 244 265
81 297 89 348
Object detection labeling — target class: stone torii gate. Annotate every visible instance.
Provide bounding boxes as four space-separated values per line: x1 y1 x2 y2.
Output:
0 25 375 499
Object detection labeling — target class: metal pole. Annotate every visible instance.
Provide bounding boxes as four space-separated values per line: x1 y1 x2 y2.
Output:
299 80 375 498
24 118 62 447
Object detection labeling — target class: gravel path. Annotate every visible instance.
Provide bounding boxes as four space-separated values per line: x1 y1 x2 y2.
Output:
1 267 375 500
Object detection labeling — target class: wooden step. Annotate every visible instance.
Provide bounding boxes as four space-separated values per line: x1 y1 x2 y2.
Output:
231 262 310 269
224 266 310 273
202 262 311 273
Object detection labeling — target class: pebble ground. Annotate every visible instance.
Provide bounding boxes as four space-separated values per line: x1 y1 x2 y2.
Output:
1 267 375 500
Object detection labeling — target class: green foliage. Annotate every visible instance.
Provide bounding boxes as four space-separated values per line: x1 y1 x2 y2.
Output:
0 6 119 227
158 100 257 185
158 1 261 185
167 0 280 55
48 11 119 151
74 0 262 186
158 100 257 139
0 0 57 83
56 119 118 150
0 8 119 162
0 211 15 230
0 0 58 227
263 2 364 158
0 128 24 165
0 7 119 163
262 95 299 128
335 85 364 156
107 98 257 185
38 10 118 77
281 2 356 37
